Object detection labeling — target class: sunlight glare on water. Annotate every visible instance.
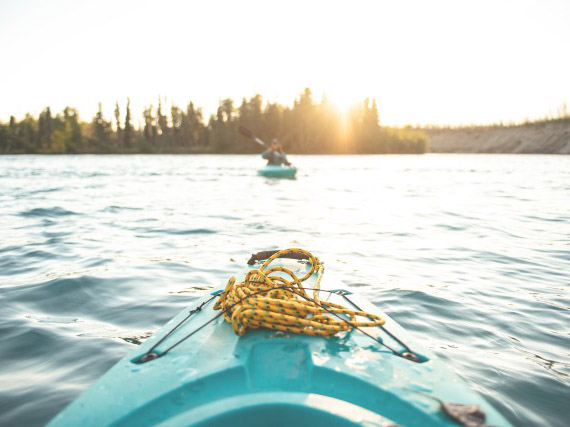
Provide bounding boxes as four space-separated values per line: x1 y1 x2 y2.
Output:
0 154 569 427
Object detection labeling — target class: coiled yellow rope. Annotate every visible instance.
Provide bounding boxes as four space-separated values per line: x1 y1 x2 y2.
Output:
213 248 385 337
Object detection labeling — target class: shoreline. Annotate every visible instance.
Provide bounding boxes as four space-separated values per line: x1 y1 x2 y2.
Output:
2 118 570 155
425 119 570 154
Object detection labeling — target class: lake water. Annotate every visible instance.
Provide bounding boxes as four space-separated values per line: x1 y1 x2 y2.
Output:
0 154 568 426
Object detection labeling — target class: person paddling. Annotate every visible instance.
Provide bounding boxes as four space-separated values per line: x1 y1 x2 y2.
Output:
262 139 291 166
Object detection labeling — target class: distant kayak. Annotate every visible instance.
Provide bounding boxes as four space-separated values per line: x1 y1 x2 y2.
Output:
49 249 510 427
257 164 297 178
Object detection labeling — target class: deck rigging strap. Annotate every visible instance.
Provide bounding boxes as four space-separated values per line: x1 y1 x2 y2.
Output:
137 248 422 363
137 294 219 363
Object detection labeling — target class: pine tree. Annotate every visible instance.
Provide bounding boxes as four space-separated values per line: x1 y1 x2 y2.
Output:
124 98 133 148
157 97 169 142
8 116 20 152
44 107 53 150
114 102 122 147
143 105 155 144
62 107 82 153
170 105 183 146
92 103 112 149
184 102 206 147
0 124 8 153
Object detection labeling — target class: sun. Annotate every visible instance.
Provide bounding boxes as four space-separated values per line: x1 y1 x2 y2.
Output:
325 90 360 116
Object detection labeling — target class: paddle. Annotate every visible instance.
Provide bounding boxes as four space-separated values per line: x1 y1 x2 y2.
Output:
238 126 267 147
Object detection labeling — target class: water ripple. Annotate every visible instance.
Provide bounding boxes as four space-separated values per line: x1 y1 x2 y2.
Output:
18 207 79 218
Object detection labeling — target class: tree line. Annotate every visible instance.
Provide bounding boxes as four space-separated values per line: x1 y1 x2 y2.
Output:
0 89 428 155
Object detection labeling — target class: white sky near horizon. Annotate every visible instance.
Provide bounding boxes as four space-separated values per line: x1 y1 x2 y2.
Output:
0 0 569 126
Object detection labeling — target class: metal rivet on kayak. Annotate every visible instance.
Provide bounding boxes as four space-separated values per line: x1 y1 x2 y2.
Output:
402 352 421 362
138 352 159 363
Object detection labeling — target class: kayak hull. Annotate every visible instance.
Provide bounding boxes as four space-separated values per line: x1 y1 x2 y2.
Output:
49 259 510 427
257 165 297 178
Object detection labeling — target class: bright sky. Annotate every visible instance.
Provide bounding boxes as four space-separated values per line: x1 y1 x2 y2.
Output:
1 0 569 125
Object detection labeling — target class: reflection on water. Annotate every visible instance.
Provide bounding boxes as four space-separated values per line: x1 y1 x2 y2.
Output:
0 154 569 427
120 333 154 346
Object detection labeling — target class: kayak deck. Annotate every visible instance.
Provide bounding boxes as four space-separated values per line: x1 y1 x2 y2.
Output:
49 259 510 427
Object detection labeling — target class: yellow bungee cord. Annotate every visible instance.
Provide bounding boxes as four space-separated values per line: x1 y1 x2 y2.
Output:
214 248 385 337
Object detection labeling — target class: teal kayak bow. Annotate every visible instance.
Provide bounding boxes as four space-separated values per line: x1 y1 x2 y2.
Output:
49 249 510 427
